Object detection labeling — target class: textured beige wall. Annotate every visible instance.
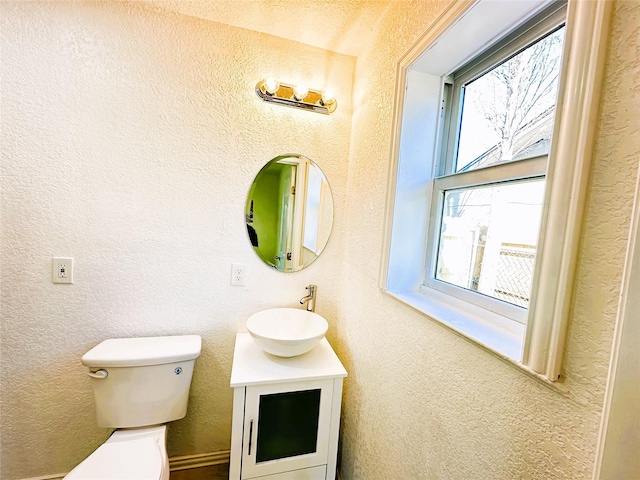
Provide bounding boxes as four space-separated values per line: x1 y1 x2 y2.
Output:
0 2 354 478
2 0 638 479
336 0 639 479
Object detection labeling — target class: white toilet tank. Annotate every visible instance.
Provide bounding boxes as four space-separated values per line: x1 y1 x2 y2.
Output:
81 335 202 428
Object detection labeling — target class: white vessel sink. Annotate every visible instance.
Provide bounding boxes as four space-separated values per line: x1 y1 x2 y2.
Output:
246 308 329 357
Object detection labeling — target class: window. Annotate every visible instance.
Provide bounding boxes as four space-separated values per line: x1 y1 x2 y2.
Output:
382 0 612 381
425 11 566 324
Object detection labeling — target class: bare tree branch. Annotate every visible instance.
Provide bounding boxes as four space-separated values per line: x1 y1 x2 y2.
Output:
460 27 565 167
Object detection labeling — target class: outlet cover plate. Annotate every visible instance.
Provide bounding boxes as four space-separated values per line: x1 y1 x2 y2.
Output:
52 257 74 284
231 263 246 286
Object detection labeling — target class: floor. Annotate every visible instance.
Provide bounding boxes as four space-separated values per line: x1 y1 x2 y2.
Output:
170 463 229 480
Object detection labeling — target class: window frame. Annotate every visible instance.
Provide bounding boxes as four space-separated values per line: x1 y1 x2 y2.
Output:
425 156 548 323
381 0 613 382
442 7 567 176
423 8 566 323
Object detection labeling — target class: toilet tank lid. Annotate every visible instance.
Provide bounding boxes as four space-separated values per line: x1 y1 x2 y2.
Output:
82 335 202 367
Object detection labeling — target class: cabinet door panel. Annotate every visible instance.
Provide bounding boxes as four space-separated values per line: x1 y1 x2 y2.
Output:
245 465 326 480
242 379 333 478
256 388 322 462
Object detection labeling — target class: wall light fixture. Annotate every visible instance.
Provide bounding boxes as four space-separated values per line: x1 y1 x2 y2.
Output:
255 79 337 115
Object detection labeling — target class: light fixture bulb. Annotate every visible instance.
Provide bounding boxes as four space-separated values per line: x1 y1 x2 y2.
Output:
293 84 309 101
321 88 336 105
264 78 279 95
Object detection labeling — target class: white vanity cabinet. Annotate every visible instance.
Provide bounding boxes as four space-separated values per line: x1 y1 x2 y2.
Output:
230 333 347 480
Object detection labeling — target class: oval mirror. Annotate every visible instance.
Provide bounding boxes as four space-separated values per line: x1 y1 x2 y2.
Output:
246 154 333 272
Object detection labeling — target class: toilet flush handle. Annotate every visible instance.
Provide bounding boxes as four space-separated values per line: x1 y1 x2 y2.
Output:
88 369 108 379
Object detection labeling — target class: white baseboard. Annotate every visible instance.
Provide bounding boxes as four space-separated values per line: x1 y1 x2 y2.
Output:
19 450 231 480
19 475 66 480
169 450 231 471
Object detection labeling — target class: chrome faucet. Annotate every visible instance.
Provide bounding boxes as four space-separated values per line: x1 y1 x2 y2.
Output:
299 284 317 312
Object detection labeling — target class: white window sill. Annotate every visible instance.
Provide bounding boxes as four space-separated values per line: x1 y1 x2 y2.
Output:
384 287 524 362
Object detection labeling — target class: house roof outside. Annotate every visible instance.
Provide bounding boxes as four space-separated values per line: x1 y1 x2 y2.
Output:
459 106 555 172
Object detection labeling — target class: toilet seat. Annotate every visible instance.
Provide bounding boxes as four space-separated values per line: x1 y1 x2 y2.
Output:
64 436 164 480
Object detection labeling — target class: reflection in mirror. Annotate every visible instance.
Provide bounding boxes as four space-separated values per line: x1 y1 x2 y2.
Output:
246 154 333 272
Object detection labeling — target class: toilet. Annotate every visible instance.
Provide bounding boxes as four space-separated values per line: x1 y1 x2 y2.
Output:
64 335 202 480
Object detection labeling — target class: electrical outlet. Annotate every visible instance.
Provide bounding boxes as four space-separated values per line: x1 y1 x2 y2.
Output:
52 257 74 284
231 263 246 286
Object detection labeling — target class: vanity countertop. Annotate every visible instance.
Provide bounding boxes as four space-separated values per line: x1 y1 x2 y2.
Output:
230 332 347 387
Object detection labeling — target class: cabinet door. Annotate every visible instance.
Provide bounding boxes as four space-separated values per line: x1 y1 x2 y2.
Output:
242 379 333 479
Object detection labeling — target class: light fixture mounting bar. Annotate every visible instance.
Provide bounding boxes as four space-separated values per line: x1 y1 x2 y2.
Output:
255 80 337 115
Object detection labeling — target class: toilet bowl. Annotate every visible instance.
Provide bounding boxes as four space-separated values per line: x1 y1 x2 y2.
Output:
64 335 201 480
65 426 169 480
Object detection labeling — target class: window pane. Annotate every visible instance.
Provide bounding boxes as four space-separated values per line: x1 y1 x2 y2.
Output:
435 180 545 308
456 26 565 172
